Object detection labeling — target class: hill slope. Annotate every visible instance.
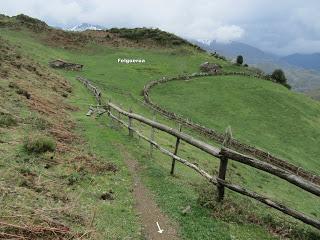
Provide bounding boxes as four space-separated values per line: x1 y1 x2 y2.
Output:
1 14 320 240
150 75 320 173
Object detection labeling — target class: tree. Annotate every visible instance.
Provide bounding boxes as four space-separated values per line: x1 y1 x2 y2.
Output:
236 55 243 65
271 69 291 89
271 69 287 84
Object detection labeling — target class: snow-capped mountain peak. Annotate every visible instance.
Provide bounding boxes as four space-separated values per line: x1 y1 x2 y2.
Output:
67 23 104 32
196 39 213 46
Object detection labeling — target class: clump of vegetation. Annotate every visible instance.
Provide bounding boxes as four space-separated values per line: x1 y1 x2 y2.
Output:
236 55 244 65
270 69 291 89
15 14 48 32
23 134 56 153
108 27 197 47
0 111 17 127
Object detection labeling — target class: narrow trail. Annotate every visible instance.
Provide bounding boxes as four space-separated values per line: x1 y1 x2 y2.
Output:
116 144 180 240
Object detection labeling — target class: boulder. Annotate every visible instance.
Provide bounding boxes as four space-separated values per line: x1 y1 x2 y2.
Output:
49 59 83 71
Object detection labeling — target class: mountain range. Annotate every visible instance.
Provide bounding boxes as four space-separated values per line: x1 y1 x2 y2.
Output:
282 53 320 70
192 39 320 94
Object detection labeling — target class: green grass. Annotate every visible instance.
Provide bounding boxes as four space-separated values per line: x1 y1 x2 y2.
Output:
64 76 143 239
1 25 319 239
150 75 320 173
0 111 17 126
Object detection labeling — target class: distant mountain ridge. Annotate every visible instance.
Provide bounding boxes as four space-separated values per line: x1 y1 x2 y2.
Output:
192 39 320 94
195 40 277 63
281 53 320 70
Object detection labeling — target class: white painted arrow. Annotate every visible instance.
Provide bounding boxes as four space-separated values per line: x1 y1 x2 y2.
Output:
156 221 163 234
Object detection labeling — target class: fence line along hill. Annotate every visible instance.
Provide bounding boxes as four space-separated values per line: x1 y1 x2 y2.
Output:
77 75 320 231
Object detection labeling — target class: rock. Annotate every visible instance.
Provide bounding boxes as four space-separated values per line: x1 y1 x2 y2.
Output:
49 59 83 71
199 62 221 74
100 190 114 201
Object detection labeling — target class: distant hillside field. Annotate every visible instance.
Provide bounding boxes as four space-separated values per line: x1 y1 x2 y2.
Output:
150 75 320 174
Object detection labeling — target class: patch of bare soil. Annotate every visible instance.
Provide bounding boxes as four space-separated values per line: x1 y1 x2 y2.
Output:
116 144 180 240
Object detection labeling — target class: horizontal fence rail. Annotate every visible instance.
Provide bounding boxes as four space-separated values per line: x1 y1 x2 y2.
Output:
77 76 320 231
106 103 221 158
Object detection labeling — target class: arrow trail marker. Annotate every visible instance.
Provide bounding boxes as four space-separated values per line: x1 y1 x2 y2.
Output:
156 221 163 234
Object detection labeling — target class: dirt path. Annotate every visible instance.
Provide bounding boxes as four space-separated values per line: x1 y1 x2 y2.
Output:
117 144 180 240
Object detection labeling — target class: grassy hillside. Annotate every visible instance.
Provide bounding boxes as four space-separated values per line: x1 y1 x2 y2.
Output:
150 75 320 174
0 30 142 239
1 15 320 239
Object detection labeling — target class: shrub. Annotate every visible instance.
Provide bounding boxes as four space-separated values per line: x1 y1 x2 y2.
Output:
236 55 244 65
24 135 56 153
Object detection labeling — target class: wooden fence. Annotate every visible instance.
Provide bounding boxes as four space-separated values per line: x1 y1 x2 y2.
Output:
142 73 320 185
77 76 320 231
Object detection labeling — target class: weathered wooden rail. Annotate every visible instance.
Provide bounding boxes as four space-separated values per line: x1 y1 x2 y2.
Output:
77 76 320 231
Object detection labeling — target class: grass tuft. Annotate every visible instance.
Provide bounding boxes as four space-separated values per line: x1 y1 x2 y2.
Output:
0 112 17 127
23 134 56 153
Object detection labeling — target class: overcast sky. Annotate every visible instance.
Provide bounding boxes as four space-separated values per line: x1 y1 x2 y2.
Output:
1 0 320 55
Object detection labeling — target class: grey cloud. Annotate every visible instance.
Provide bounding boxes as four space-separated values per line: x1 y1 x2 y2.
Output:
1 0 319 55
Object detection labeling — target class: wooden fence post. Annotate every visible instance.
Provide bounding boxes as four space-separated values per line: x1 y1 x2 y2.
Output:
97 92 101 105
217 127 232 202
108 99 114 128
128 108 133 137
149 112 156 157
117 111 121 128
170 124 182 175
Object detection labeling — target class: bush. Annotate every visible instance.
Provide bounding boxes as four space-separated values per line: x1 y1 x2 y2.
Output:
236 55 244 65
24 135 56 153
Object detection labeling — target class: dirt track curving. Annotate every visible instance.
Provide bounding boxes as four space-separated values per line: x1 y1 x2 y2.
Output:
116 144 180 240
